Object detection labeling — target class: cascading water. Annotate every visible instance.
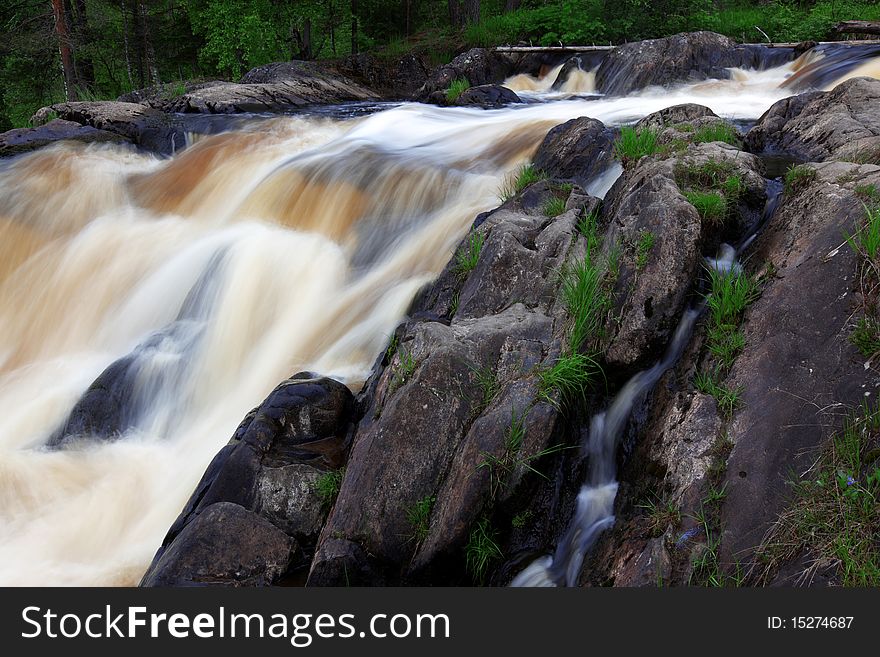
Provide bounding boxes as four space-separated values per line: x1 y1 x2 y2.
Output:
0 44 878 586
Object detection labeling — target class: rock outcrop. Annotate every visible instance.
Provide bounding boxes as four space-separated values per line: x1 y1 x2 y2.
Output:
746 77 880 162
30 101 184 155
140 374 355 587
414 48 518 102
532 117 617 187
0 119 126 157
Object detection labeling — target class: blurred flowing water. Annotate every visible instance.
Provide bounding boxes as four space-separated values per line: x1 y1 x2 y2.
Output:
0 45 877 585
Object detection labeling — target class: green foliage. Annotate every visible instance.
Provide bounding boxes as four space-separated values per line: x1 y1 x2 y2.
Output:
465 518 502 584
454 231 485 277
784 164 818 194
389 347 417 394
686 190 727 223
407 495 435 543
544 196 568 218
314 468 345 507
511 509 533 529
561 251 606 353
471 364 500 410
615 126 660 165
636 230 655 270
755 400 880 586
692 123 740 146
675 158 736 189
637 493 681 537
706 324 746 369
445 77 470 103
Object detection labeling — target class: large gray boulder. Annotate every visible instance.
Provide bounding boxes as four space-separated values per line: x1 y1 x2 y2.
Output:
414 48 518 102
532 117 617 187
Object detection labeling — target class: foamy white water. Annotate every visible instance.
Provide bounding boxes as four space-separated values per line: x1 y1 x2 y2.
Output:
0 50 878 586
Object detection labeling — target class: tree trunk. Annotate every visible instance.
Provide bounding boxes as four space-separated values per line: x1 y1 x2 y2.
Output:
504 0 521 11
351 0 358 54
303 18 312 59
120 0 134 89
71 0 94 86
405 0 412 36
51 0 78 100
448 0 461 29
129 0 144 87
138 0 160 86
464 0 480 25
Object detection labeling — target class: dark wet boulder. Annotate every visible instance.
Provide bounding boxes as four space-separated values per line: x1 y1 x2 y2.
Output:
338 52 430 98
452 84 522 108
30 101 184 155
140 374 354 587
139 502 296 587
0 119 126 157
532 117 617 187
596 31 744 95
414 48 517 102
745 77 880 163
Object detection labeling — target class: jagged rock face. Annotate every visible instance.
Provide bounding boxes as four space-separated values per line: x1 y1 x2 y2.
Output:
413 48 518 101
746 77 880 162
595 31 740 95
307 184 591 585
30 101 184 154
0 119 126 157
532 117 617 187
140 374 355 587
634 103 717 131
720 162 880 566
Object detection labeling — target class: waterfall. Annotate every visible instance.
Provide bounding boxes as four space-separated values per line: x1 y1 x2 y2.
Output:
0 48 878 585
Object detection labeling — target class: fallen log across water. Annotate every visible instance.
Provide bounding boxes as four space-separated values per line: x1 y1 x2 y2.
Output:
835 20 880 36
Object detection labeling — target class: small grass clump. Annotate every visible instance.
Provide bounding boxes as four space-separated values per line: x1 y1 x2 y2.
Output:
706 269 761 329
471 364 500 410
614 126 660 165
851 317 880 358
706 324 746 369
314 468 345 507
465 518 502 584
784 164 817 194
511 510 533 529
693 122 739 146
389 348 417 394
445 77 470 103
675 158 736 189
538 352 599 407
845 204 880 261
637 493 681 537
479 407 567 499
407 495 435 543
560 254 605 353
636 230 655 270
694 368 743 418
499 163 547 202
755 401 880 586
543 196 567 218
686 190 727 223
855 183 879 202
576 208 602 252
454 231 485 277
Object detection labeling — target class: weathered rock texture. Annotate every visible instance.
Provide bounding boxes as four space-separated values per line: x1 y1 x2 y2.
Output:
0 119 126 157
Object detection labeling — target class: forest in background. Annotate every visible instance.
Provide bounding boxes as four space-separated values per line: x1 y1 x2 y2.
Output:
2 0 880 129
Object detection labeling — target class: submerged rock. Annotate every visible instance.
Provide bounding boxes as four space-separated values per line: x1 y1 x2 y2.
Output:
746 77 880 162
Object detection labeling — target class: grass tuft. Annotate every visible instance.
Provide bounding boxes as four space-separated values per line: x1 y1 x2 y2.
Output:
784 164 817 194
636 230 655 270
694 368 743 418
445 77 470 103
614 126 660 165
851 317 880 358
454 231 485 278
465 518 502 584
407 495 435 543
543 196 567 218
845 204 880 261
499 163 547 202
314 468 345 507
538 352 600 407
686 190 727 223
692 122 739 146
